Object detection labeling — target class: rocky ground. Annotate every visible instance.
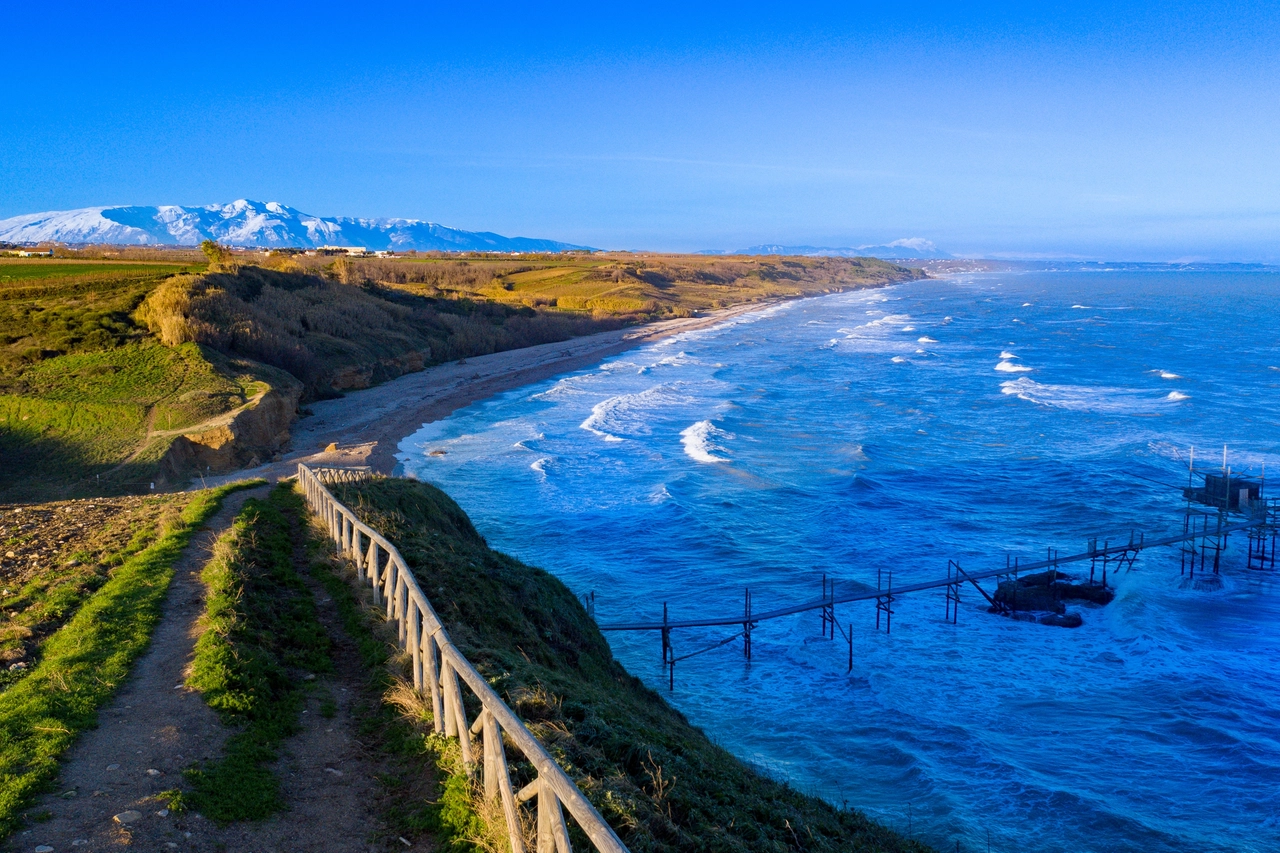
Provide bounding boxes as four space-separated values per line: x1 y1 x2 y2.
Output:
0 495 182 678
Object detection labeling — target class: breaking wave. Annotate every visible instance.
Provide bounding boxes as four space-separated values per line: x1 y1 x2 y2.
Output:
579 384 690 442
680 420 733 464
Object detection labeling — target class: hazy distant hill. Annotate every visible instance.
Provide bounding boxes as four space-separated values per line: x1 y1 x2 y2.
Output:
0 199 592 253
718 238 952 260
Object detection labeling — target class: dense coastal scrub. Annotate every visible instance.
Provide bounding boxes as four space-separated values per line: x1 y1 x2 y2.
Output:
0 482 258 838
179 486 331 821
331 476 932 853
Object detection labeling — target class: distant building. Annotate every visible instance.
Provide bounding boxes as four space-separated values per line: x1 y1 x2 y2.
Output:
318 245 370 256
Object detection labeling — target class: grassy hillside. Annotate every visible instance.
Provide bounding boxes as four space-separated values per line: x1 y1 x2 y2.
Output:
136 263 622 397
332 476 931 853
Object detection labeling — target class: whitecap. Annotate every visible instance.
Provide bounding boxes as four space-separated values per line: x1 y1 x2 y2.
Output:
917 336 938 343
891 356 907 363
1000 377 1186 414
995 360 1033 373
942 316 953 323
1022 302 1032 307
1000 351 1017 359
901 325 916 332
530 457 552 477
1072 304 1090 309
680 420 733 464
1166 391 1190 401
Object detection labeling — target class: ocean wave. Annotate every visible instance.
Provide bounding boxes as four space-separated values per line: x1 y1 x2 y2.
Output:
579 384 691 442
891 356 908 363
530 457 552 477
1148 369 1182 380
680 420 733 464
828 314 918 353
995 360 1033 373
917 336 938 343
1166 391 1190 401
1000 377 1189 414
902 325 916 332
1000 350 1017 359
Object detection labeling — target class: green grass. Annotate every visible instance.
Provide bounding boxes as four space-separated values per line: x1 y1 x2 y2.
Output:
180 485 332 823
307 505 465 847
0 342 270 501
333 477 934 853
0 481 261 840
0 261 196 286
0 495 187 691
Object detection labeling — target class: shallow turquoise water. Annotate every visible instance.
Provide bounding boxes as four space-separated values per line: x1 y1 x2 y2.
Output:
400 271 1280 853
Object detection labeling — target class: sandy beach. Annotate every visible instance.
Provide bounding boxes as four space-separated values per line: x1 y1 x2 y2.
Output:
207 299 777 486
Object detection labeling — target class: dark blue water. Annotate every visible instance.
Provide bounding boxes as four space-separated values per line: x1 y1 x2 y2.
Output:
399 271 1280 853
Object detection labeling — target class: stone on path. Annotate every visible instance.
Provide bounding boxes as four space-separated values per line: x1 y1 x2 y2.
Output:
113 809 142 824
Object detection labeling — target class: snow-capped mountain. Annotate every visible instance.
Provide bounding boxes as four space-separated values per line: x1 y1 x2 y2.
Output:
731 238 952 260
0 200 592 253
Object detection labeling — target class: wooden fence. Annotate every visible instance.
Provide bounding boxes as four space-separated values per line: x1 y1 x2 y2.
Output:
297 464 629 853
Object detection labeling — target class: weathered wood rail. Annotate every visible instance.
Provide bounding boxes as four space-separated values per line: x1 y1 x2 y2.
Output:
297 463 629 853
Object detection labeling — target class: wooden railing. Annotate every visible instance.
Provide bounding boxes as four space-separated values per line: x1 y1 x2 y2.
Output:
297 464 629 853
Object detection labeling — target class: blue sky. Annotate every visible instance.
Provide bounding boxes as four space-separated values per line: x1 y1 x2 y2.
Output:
3 2 1279 260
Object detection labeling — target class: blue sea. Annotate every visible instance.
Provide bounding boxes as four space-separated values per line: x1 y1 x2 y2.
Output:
399 270 1280 853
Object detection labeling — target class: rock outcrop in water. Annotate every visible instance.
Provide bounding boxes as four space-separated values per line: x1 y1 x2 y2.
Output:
991 569 1115 627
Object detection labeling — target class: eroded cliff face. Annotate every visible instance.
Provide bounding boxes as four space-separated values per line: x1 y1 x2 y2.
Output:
328 350 428 392
161 385 302 477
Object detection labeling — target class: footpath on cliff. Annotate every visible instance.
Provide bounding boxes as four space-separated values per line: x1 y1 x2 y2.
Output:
9 486 403 853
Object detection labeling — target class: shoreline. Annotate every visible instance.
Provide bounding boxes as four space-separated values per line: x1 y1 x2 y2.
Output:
206 296 804 487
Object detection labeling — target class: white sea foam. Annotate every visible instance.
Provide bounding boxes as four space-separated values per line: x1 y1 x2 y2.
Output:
829 314 917 353
902 325 916 332
891 356 908 363
1072 304 1089 309
1148 370 1182 379
579 384 690 442
1000 351 1017 359
942 316 953 323
680 420 733 464
530 457 552 477
1166 391 1190 401
995 360 1033 373
1022 302 1033 307
917 336 938 343
1000 377 1187 414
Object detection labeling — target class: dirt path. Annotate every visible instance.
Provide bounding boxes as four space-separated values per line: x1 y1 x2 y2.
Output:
9 487 399 853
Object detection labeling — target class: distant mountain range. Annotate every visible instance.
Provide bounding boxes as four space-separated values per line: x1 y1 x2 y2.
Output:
0 200 592 253
706 238 952 260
